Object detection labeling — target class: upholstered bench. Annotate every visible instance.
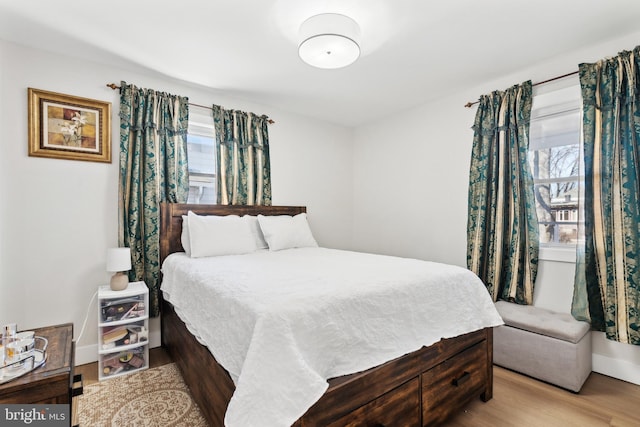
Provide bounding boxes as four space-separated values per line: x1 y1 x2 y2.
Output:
493 301 592 392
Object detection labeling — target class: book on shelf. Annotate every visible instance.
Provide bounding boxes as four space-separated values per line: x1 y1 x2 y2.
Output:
101 325 148 349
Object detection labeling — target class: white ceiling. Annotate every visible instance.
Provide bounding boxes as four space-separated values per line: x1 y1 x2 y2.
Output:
1 0 640 127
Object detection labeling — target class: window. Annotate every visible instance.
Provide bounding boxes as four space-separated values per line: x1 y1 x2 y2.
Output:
186 113 216 204
557 209 577 222
529 81 583 249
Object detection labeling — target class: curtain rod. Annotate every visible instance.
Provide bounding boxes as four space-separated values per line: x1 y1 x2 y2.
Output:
106 83 275 124
463 71 579 108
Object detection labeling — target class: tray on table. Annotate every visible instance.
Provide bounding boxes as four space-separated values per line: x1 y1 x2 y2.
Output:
0 337 48 384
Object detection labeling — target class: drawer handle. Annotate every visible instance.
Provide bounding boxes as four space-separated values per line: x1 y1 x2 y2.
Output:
452 371 470 387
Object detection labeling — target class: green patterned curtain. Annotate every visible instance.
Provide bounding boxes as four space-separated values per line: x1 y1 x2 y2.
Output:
118 81 189 316
212 104 272 205
467 81 539 304
573 47 640 345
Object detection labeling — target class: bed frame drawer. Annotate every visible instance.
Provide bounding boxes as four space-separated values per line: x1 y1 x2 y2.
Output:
421 341 488 426
328 377 420 427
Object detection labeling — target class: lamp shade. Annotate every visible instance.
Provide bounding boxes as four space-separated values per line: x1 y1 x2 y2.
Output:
106 247 132 272
298 13 361 69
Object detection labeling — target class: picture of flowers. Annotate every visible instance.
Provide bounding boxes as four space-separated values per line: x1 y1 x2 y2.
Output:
28 88 111 163
47 106 96 150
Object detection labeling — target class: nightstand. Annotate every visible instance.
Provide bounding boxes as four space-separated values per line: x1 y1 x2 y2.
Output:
97 281 149 380
0 323 82 412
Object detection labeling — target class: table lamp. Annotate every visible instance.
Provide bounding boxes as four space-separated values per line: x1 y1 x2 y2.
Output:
107 247 132 291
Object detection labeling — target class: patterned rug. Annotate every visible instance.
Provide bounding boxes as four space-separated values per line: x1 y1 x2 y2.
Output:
78 363 208 426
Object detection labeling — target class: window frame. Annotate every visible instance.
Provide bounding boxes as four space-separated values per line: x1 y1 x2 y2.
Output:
186 115 217 205
528 79 583 263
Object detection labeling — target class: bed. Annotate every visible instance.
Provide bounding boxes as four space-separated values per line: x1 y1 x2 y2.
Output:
159 203 501 426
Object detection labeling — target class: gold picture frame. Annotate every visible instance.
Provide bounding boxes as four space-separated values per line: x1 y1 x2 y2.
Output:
28 88 111 163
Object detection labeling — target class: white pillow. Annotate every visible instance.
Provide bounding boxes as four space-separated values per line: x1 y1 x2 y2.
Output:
187 211 256 257
257 213 318 251
243 215 268 250
181 215 191 256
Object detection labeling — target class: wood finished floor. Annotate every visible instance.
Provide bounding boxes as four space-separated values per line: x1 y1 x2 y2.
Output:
446 366 640 426
76 349 640 426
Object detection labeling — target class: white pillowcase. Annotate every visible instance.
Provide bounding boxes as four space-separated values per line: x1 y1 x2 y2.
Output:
183 214 267 256
187 211 256 258
244 215 269 250
257 213 318 251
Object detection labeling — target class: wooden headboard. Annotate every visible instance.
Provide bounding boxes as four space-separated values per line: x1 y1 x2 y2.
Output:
159 203 307 264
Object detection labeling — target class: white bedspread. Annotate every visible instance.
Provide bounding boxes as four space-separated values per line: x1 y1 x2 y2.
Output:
161 247 503 427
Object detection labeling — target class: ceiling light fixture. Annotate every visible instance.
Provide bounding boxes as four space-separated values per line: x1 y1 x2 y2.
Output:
298 13 361 69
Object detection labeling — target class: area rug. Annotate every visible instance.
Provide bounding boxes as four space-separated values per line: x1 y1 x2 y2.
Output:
78 363 208 426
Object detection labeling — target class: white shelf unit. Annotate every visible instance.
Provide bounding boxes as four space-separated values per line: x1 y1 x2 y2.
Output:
97 281 149 380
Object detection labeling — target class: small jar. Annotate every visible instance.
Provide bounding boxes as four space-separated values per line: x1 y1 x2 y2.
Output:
2 323 17 366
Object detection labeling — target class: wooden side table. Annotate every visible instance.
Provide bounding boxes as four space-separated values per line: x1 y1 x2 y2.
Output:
0 323 82 424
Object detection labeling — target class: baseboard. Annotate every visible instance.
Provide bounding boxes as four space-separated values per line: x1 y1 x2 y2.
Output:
592 353 640 386
74 328 162 366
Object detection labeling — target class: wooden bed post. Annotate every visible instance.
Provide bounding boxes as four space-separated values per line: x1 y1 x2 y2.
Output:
482 327 494 402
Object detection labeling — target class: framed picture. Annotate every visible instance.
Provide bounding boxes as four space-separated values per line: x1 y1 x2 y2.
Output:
28 88 111 163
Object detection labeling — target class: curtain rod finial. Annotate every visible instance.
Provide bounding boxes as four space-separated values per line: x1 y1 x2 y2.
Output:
106 83 120 90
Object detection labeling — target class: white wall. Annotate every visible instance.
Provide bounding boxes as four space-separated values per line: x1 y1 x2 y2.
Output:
352 31 640 385
4 30 640 384
0 39 354 364
0 40 7 323
269 115 354 250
